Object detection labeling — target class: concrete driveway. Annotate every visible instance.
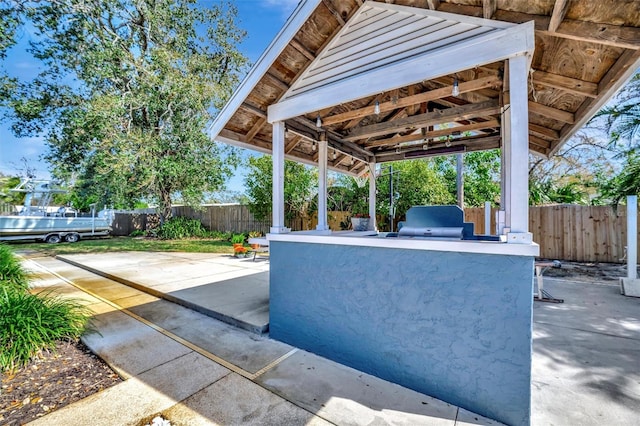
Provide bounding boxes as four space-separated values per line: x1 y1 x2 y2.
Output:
531 277 640 425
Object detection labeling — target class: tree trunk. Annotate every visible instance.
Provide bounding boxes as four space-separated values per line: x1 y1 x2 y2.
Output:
158 187 173 225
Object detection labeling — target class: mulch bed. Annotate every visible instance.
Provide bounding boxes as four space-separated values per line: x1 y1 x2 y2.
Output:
0 340 122 425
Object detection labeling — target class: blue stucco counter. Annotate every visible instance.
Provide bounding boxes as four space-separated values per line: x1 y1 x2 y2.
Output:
268 233 538 426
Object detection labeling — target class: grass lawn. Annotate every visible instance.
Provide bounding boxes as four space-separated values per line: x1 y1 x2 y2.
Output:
8 236 234 257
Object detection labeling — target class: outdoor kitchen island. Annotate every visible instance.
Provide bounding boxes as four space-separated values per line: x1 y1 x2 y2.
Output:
268 232 539 426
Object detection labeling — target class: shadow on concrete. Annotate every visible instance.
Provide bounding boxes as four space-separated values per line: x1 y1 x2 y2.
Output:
532 278 640 424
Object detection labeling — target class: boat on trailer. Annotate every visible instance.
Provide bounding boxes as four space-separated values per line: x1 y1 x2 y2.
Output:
0 179 113 243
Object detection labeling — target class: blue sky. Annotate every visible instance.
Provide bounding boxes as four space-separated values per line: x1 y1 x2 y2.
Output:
0 0 299 193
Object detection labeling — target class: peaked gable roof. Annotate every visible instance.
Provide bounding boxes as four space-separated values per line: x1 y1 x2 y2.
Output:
211 0 640 176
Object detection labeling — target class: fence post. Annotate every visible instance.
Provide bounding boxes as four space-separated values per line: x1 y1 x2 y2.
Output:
627 196 637 280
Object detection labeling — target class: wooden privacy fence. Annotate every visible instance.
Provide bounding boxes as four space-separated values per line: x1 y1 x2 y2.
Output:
464 204 638 264
113 204 639 263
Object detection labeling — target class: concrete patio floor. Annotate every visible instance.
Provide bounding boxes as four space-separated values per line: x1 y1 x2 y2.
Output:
20 251 640 425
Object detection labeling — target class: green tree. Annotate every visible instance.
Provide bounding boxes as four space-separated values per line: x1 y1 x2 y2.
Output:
590 72 640 202
376 160 454 217
4 0 247 222
244 155 317 222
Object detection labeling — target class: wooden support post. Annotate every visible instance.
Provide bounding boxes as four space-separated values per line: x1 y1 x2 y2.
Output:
456 153 464 208
316 133 330 232
505 55 532 243
368 162 377 231
271 121 290 234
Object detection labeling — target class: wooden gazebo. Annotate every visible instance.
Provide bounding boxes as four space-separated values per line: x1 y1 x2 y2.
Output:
208 2 640 425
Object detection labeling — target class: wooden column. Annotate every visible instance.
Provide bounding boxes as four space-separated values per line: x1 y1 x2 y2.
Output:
456 153 464 208
504 55 532 243
316 133 330 232
271 121 290 234
368 162 377 231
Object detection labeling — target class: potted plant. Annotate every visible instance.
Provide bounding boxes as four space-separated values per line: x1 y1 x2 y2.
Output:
351 213 370 231
234 246 248 258
231 233 245 251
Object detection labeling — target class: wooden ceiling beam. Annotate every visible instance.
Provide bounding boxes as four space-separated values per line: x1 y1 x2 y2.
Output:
503 92 576 123
529 135 552 150
365 119 500 148
558 49 640 145
528 101 575 124
548 0 570 33
529 123 560 140
374 134 501 161
532 70 598 98
345 100 501 141
438 4 640 50
323 76 502 126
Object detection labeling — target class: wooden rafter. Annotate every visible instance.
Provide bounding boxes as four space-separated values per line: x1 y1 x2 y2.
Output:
437 4 640 50
528 101 574 124
426 0 440 11
323 76 502 126
529 135 552 150
290 38 315 61
345 100 501 142
285 135 302 154
364 119 500 148
483 0 496 19
322 0 346 27
532 70 598 98
503 93 576 124
548 0 570 33
263 72 290 92
558 49 640 144
530 123 560 140
240 102 267 119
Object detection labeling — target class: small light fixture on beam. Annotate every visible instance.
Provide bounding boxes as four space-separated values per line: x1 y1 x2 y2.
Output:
374 100 380 115
333 149 337 160
312 141 317 151
316 114 322 128
350 157 355 165
452 77 460 97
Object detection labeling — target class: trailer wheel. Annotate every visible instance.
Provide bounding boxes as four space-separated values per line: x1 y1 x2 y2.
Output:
45 234 62 244
65 233 80 243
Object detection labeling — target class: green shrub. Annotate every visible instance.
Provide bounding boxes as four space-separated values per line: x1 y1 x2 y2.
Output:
209 230 232 241
156 217 207 240
0 288 93 372
129 229 146 237
0 244 28 291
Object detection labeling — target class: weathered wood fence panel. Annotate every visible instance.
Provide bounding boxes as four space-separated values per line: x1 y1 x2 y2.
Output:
463 204 638 263
112 213 158 236
173 205 271 234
